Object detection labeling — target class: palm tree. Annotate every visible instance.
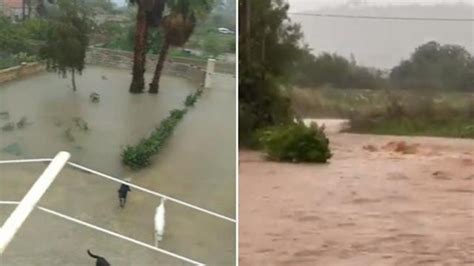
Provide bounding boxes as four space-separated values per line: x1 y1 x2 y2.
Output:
148 0 213 94
129 0 165 93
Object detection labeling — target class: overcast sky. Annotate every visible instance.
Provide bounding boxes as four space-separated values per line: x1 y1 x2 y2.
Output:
288 0 474 11
288 0 473 68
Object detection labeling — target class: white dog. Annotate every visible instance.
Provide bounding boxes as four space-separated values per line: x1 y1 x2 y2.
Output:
154 197 167 247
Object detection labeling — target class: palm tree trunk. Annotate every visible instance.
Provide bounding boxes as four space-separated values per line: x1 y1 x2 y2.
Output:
129 6 149 94
71 69 76 91
27 0 31 19
22 0 26 20
149 38 170 94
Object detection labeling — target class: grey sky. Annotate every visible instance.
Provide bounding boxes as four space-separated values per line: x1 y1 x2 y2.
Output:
289 0 474 11
288 0 474 69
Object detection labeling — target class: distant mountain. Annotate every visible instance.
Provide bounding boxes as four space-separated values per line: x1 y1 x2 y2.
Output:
290 3 474 69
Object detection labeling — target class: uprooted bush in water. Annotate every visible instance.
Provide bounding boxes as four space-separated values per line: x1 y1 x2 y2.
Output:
258 122 332 163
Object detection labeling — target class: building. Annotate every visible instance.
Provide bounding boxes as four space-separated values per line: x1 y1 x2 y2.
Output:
0 0 30 21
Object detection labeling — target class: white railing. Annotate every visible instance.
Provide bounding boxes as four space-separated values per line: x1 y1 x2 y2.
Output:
0 201 204 265
0 152 70 254
0 152 236 265
0 158 235 223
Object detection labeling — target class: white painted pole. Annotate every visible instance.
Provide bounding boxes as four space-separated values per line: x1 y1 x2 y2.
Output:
0 151 70 255
204 58 215 89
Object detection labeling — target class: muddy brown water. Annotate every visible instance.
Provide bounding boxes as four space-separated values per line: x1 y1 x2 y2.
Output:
0 66 236 265
240 134 473 266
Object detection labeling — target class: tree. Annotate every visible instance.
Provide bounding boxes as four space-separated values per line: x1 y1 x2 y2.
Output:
40 0 90 91
390 41 474 91
148 0 213 94
239 0 303 144
128 0 166 94
292 49 385 90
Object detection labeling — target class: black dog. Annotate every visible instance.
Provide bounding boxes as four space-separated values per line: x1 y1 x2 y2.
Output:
118 184 131 208
87 250 110 266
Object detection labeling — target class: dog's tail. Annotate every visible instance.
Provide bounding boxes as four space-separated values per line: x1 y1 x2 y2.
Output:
87 249 100 259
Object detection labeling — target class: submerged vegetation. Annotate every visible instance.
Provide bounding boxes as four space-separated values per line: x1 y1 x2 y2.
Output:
259 123 332 163
122 88 204 169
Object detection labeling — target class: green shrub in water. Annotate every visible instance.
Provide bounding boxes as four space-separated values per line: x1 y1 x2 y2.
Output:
259 123 332 163
122 89 203 169
121 145 153 169
184 89 203 107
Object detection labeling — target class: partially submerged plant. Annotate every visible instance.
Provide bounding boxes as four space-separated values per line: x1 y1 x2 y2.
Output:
1 122 15 131
89 92 100 103
64 127 75 142
73 117 89 131
16 116 29 129
184 89 203 107
259 122 332 163
0 111 10 120
122 90 204 169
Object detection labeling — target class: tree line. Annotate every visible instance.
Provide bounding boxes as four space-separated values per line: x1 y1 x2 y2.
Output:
293 41 474 92
239 0 473 146
1 0 215 93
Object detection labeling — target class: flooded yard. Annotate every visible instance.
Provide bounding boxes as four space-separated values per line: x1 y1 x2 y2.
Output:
0 67 236 265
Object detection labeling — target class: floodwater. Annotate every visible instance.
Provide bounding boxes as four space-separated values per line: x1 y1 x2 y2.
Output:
0 66 236 265
240 133 474 265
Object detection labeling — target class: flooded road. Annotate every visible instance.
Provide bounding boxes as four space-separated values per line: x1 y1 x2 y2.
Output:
0 67 236 265
240 134 473 266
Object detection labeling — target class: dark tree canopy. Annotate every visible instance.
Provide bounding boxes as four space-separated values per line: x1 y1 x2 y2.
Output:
129 0 166 26
239 0 303 142
148 0 213 93
293 49 386 90
40 0 90 91
390 41 474 92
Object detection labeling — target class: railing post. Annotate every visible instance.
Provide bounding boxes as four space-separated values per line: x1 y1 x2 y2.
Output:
0 151 70 255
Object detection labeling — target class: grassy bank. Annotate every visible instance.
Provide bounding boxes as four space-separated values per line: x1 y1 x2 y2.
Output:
291 87 474 138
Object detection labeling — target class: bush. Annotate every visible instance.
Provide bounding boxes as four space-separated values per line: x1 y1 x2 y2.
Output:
122 108 186 169
184 89 203 107
259 123 332 163
122 90 202 169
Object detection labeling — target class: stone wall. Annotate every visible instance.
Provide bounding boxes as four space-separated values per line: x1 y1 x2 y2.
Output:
85 48 234 86
85 48 207 86
0 63 46 85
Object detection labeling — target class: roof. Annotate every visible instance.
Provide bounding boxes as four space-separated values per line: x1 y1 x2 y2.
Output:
3 0 23 9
